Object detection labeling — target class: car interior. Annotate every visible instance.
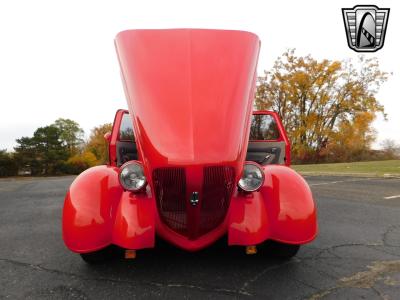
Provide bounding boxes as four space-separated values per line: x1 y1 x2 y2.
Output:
115 113 286 166
116 113 138 166
246 141 286 165
244 114 286 165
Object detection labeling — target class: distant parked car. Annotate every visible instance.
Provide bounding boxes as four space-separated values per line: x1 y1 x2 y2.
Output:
18 167 31 176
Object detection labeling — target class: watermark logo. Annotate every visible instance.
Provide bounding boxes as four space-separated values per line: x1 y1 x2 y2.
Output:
342 5 390 52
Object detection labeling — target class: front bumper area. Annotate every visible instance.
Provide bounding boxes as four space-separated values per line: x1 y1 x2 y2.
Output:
62 165 317 253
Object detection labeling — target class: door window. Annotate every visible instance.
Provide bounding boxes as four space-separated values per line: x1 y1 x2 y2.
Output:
119 113 135 141
249 114 280 140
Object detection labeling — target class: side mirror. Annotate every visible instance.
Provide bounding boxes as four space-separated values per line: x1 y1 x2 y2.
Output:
104 132 112 144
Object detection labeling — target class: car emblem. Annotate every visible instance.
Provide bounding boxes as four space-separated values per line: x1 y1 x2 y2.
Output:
190 192 199 206
342 5 390 52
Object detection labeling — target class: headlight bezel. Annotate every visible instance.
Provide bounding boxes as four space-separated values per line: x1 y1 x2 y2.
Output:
118 160 147 192
238 161 265 192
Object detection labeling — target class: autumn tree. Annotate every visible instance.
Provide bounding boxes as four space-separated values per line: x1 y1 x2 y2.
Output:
321 112 377 162
53 118 84 155
255 49 388 162
85 123 113 164
65 151 98 174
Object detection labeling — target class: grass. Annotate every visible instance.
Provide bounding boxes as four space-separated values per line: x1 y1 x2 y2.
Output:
292 160 400 177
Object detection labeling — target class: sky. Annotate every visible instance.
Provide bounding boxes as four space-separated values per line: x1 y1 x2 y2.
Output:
0 0 399 151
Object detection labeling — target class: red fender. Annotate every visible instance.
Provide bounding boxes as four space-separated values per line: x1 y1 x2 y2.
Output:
228 165 317 245
62 166 155 253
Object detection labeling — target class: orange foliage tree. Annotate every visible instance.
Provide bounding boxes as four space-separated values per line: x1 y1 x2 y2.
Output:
85 123 113 164
255 49 388 162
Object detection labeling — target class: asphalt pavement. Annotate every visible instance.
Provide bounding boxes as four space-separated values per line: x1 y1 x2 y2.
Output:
0 175 399 299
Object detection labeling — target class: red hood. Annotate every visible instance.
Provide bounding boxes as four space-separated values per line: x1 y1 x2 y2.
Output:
115 29 260 172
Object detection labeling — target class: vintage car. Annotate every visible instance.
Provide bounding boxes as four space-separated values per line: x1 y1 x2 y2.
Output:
62 29 317 263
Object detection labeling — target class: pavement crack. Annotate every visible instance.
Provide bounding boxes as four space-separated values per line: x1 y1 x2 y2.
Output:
0 257 250 297
370 286 388 300
293 277 321 292
308 260 400 300
161 283 251 296
306 242 400 260
382 225 400 248
238 260 294 294
300 260 338 281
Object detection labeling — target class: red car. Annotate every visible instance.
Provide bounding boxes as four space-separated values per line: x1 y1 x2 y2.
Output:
62 29 317 263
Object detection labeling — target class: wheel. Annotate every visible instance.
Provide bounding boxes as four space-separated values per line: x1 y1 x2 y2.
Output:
80 246 116 264
265 241 300 259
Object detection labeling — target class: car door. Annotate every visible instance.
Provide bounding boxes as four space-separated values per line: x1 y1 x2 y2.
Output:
246 111 291 166
108 110 138 167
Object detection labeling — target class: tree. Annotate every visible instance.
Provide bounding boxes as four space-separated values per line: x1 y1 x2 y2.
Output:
255 49 388 162
53 118 84 155
380 139 400 159
320 112 377 162
65 151 98 174
14 126 68 175
85 123 113 164
0 150 18 177
13 136 41 175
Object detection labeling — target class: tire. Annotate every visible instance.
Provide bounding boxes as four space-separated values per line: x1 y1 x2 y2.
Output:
266 241 300 259
80 246 117 264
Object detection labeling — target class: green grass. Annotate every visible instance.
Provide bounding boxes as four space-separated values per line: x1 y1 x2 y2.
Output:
292 160 400 177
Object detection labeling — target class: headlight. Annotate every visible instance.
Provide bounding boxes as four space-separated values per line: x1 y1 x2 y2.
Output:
238 162 264 192
119 161 147 191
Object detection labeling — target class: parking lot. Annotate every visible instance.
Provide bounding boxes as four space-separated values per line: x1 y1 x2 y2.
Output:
0 175 399 299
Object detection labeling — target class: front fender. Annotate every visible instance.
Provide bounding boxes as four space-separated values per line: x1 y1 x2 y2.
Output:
62 165 155 253
228 165 317 245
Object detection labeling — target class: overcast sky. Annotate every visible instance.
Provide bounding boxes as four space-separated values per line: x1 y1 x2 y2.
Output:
0 0 399 151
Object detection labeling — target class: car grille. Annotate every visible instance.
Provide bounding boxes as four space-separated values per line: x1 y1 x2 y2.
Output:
199 166 235 235
153 166 235 238
153 167 187 236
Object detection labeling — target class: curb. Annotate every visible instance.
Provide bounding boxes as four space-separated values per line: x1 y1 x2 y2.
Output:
0 175 77 182
297 171 400 178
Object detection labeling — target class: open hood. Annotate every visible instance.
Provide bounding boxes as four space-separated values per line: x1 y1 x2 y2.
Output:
115 29 260 240
115 29 260 171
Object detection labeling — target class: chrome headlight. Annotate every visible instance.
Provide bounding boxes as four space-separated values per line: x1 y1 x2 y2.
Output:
119 161 147 191
238 162 264 192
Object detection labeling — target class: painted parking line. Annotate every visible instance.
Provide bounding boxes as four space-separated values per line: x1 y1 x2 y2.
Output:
309 178 374 186
384 195 400 200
